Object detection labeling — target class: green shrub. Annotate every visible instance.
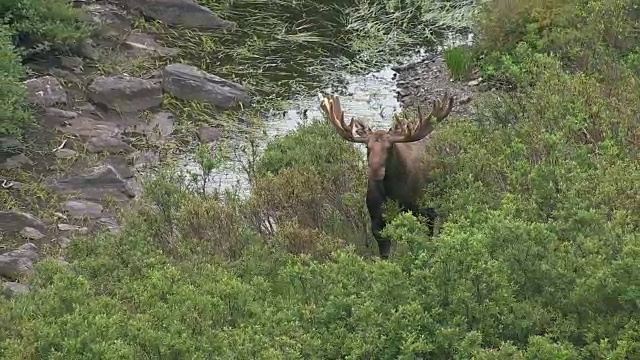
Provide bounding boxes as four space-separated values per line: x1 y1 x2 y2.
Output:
0 25 32 137
250 118 371 251
474 0 640 88
0 0 639 358
0 0 90 57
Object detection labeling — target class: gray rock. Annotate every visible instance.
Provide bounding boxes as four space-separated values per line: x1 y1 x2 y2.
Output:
94 217 121 234
57 224 89 234
47 164 138 201
88 75 163 113
2 282 29 298
45 107 78 119
162 63 252 109
56 117 120 138
86 136 135 154
20 227 45 240
83 3 131 40
126 111 175 143
124 32 180 57
57 237 72 248
126 0 237 30
131 151 160 170
0 211 46 234
0 154 33 170
23 76 67 107
60 56 84 72
196 126 223 143
61 200 104 219
0 137 25 158
54 148 78 159
0 243 39 279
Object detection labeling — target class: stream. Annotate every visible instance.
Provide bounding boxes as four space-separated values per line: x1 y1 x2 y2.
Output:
177 33 474 196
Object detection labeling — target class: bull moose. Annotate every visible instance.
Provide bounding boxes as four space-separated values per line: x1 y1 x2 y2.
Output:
318 92 454 259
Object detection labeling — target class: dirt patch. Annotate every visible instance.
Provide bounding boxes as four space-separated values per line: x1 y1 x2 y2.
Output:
393 52 485 119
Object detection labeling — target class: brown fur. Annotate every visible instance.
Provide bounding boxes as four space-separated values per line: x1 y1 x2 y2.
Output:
319 92 454 259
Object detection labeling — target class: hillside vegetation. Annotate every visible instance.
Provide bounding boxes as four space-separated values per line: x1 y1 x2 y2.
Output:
1 0 639 359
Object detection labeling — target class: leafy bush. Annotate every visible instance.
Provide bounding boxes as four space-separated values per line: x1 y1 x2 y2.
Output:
475 0 640 88
250 118 371 252
0 0 90 57
0 25 31 137
1 0 639 358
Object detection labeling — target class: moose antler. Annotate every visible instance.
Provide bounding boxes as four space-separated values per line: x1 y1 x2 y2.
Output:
389 92 454 143
319 93 370 143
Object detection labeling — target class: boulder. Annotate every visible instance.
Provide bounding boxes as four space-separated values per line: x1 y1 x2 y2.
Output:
0 243 39 280
20 227 45 241
196 126 223 143
0 154 33 170
88 75 163 113
56 117 120 138
125 111 175 144
47 164 138 201
0 211 46 234
126 0 237 30
61 200 104 219
162 63 252 109
86 136 135 154
23 76 67 107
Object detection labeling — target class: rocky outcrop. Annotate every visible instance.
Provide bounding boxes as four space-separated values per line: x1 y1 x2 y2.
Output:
124 0 237 31
56 117 120 138
61 200 104 219
162 63 252 109
86 136 135 154
47 164 138 202
23 76 68 107
393 54 479 118
0 211 46 235
0 243 39 280
88 75 163 113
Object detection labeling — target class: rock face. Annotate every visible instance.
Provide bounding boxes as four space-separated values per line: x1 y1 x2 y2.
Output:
61 200 104 219
23 76 68 107
0 243 39 280
126 0 237 30
162 63 252 109
0 211 46 234
88 75 163 113
56 117 120 138
47 164 138 201
86 136 135 154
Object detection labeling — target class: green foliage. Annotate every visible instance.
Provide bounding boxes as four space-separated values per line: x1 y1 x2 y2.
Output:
444 44 474 80
0 25 31 137
475 0 640 88
0 0 90 56
1 0 640 358
250 118 371 250
0 0 90 137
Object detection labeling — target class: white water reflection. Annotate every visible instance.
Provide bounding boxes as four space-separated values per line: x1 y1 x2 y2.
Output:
178 33 474 196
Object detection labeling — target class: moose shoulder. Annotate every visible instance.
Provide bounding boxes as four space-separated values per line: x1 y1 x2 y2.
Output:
318 92 454 259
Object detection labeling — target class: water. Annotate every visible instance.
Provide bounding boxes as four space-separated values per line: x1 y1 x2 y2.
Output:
177 33 474 196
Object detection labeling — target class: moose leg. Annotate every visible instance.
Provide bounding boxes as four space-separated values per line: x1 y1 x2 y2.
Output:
367 181 391 259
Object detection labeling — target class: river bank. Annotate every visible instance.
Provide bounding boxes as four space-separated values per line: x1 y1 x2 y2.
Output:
0 0 479 285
